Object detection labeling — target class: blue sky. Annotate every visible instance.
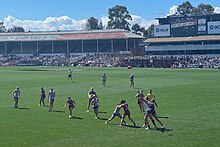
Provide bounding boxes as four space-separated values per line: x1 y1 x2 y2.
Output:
0 0 220 31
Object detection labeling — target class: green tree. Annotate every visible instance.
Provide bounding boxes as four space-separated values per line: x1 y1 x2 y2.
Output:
107 5 132 31
131 23 141 35
141 25 154 38
196 3 214 15
0 22 7 32
8 26 25 32
177 1 194 16
86 17 100 30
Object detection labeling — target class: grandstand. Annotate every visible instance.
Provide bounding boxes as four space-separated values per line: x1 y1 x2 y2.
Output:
0 29 144 56
144 13 220 56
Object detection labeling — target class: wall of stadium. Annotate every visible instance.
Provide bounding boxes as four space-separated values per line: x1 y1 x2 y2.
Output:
0 39 140 55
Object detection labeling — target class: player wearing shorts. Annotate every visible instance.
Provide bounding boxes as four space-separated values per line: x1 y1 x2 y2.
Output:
67 68 73 81
135 90 145 113
118 100 135 127
48 88 55 112
102 72 107 87
87 87 97 112
146 89 164 128
64 96 76 118
39 87 46 106
12 86 20 108
105 102 126 125
129 73 135 88
142 98 156 130
91 95 99 119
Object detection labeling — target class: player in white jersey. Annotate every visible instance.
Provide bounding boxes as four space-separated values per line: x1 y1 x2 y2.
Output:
12 86 20 108
105 102 126 125
48 88 55 112
142 98 156 130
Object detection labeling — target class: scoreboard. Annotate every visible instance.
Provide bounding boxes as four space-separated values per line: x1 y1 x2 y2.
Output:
154 14 220 37
170 16 198 37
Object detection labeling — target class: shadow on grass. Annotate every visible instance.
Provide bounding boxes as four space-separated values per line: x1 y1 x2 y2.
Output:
98 111 107 114
18 107 30 110
104 85 112 88
108 123 141 129
158 116 169 119
126 124 141 128
53 110 66 113
71 116 83 120
154 127 173 133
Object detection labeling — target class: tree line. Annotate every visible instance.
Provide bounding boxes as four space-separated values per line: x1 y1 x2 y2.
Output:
0 1 217 37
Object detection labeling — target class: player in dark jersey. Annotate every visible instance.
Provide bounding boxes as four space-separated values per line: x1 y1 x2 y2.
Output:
129 73 135 87
87 87 97 112
135 90 145 113
91 95 99 119
39 87 46 106
64 96 76 118
102 72 107 87
118 100 135 127
67 68 73 81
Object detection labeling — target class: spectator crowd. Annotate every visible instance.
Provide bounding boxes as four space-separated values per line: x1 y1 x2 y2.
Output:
0 54 220 69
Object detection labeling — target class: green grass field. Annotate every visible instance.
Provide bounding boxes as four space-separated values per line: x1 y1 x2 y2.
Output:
0 66 220 147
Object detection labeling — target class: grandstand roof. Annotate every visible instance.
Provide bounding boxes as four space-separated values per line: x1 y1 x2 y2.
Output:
144 35 220 43
0 29 144 42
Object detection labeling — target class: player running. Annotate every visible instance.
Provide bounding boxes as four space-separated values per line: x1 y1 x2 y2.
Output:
48 88 55 112
64 96 76 118
12 86 20 108
91 95 99 119
129 73 135 88
39 87 46 106
87 87 97 112
118 100 135 127
105 102 126 125
135 90 145 113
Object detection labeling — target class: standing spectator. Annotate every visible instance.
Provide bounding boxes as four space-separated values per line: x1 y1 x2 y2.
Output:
48 88 55 112
39 87 46 106
102 72 107 87
12 86 20 108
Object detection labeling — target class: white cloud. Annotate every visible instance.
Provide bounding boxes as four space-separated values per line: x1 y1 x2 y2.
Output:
214 7 220 14
130 15 158 28
168 5 178 16
3 15 87 31
1 15 157 31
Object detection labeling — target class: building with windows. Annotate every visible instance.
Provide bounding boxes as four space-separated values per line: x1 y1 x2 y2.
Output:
0 29 143 56
144 13 220 56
